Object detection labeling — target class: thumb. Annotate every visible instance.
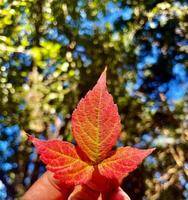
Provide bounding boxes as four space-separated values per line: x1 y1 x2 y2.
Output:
22 171 72 200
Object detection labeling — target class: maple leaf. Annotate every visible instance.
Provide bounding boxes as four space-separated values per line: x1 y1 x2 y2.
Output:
29 68 155 194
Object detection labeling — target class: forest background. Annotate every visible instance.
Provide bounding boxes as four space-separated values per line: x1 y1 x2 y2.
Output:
0 0 187 199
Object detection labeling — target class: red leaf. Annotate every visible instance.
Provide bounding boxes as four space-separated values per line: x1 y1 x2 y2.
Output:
72 68 121 163
29 135 94 185
98 147 155 181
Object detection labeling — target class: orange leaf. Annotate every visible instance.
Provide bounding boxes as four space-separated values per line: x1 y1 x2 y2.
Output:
98 147 155 181
72 68 121 163
29 135 94 185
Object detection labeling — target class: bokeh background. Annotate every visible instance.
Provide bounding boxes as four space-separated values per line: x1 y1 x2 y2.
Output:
0 0 188 199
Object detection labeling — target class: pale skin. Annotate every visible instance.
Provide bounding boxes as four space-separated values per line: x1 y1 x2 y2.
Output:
22 171 130 200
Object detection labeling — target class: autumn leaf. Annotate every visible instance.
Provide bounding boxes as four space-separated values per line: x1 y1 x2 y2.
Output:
29 135 94 185
98 147 155 181
29 68 155 194
72 68 121 163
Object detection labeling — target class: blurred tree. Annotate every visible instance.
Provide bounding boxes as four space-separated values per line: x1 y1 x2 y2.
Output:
0 0 187 199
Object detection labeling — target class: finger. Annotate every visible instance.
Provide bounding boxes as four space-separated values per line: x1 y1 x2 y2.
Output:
68 185 100 200
101 187 130 200
109 187 130 200
22 171 72 200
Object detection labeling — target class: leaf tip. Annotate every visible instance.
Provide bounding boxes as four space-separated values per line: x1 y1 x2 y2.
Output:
27 134 35 142
97 67 107 88
140 147 156 160
149 147 156 154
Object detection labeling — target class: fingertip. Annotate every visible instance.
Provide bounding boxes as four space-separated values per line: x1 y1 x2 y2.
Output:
110 187 131 200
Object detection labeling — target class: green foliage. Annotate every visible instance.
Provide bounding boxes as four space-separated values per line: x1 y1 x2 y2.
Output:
0 0 187 199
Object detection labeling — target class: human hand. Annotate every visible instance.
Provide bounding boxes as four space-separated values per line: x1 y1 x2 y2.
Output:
22 171 130 200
